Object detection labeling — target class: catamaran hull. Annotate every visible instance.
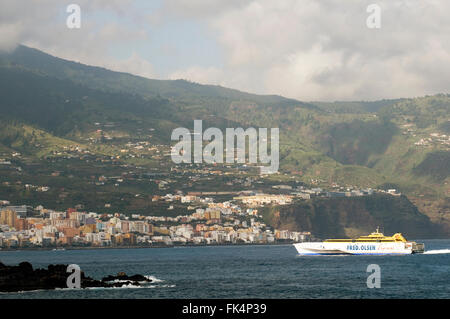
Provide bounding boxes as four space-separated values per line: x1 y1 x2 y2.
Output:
294 242 422 255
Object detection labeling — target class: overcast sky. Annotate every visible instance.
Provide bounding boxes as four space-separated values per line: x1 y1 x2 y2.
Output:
1 0 449 101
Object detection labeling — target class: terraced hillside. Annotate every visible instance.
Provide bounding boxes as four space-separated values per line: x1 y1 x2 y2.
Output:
0 45 448 235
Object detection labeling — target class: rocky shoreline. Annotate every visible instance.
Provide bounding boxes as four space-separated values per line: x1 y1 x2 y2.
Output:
0 261 152 292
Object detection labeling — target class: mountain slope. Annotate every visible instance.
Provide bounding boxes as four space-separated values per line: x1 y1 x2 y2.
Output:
0 45 448 235
0 45 315 110
262 194 442 239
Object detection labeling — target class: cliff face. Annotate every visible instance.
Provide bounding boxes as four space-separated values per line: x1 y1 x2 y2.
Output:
264 194 446 239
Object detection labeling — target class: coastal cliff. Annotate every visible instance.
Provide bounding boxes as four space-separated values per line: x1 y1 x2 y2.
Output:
262 194 446 239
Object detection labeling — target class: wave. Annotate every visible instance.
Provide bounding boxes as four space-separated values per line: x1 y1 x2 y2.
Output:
99 274 166 289
423 249 450 254
87 284 175 290
104 275 164 284
1 275 168 293
144 275 164 283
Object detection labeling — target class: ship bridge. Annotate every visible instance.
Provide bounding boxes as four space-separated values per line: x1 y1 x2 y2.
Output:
324 228 407 243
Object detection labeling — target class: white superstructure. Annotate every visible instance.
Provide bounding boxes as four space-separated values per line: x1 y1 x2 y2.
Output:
294 228 424 255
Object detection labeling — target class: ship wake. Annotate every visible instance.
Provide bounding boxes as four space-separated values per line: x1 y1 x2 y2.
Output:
423 249 450 254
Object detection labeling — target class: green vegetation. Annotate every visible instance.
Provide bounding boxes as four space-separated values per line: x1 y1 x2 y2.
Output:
262 194 443 239
0 45 448 235
413 151 450 182
317 119 398 165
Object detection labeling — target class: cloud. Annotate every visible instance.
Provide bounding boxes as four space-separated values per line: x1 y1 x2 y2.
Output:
169 66 223 85
0 0 154 78
113 52 155 78
162 0 252 18
1 0 450 101
165 0 450 101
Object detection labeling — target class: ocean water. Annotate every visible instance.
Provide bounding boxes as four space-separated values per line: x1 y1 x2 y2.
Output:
0 239 449 299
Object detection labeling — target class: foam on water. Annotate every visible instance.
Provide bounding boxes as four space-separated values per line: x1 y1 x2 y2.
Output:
100 274 166 288
145 275 164 283
423 249 450 254
87 284 175 290
1 275 168 294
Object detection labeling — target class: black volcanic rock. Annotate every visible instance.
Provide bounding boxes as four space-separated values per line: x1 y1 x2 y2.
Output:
0 261 153 292
102 272 148 283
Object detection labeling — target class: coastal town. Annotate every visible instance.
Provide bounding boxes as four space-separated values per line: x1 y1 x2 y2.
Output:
0 184 402 249
0 195 311 249
0 116 406 251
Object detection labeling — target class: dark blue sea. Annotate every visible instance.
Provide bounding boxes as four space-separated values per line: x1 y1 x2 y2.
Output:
0 240 449 299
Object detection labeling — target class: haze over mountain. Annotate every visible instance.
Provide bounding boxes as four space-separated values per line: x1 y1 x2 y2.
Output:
0 45 448 236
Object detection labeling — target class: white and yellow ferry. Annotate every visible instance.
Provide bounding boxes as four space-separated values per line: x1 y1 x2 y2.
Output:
294 228 424 255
